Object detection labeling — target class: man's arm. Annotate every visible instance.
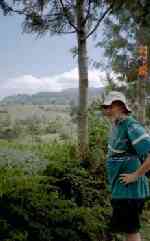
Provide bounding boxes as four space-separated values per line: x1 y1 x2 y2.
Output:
135 154 150 177
119 154 150 185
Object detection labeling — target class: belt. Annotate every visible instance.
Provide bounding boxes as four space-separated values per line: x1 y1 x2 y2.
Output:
107 154 138 162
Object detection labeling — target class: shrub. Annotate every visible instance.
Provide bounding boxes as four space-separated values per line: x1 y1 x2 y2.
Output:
0 101 120 241
0 139 116 241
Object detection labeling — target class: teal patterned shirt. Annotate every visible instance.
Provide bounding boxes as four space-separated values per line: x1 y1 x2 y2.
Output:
106 115 150 200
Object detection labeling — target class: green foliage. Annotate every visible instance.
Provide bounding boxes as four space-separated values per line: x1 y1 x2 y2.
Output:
96 2 150 123
87 102 110 171
69 100 78 124
0 100 125 241
0 133 115 241
45 119 62 134
0 113 20 140
96 1 150 84
0 126 19 140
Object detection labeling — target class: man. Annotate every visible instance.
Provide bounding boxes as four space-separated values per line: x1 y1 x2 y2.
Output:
102 91 150 241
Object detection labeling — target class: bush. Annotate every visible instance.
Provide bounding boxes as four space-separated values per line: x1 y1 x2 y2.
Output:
45 120 62 134
0 100 122 241
0 138 116 241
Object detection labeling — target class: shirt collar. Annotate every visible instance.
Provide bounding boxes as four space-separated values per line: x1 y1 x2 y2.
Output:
114 115 129 126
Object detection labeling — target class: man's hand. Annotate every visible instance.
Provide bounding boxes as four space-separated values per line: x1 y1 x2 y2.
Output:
119 172 138 185
119 154 150 185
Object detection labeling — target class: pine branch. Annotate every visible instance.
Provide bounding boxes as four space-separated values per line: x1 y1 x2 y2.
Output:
58 0 80 32
55 30 76 34
0 0 13 14
82 0 92 25
85 0 125 40
86 3 113 39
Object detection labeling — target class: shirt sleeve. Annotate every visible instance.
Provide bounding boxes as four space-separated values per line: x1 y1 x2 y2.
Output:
127 121 150 161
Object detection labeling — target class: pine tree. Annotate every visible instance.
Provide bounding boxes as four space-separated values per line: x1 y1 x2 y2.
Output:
96 0 150 123
1 0 115 162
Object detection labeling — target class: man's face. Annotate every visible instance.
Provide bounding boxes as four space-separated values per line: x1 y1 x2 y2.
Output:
102 103 120 119
102 105 113 118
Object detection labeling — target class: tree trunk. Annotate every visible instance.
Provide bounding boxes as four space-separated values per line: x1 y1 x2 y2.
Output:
76 0 89 161
137 75 146 123
136 26 147 124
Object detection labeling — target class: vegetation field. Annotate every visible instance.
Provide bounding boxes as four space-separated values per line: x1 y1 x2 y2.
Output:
0 103 149 241
0 104 77 144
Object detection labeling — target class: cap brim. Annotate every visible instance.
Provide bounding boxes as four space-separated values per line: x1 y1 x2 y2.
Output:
126 106 132 113
100 100 113 108
101 102 132 112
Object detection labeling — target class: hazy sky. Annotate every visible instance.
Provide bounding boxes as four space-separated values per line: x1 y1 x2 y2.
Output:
0 13 106 98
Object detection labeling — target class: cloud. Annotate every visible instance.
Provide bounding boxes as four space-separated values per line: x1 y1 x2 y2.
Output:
57 68 107 88
0 67 113 98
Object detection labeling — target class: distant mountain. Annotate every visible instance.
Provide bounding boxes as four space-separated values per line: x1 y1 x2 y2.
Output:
0 88 104 105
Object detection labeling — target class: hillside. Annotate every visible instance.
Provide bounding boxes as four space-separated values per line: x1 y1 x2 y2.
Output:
0 87 104 105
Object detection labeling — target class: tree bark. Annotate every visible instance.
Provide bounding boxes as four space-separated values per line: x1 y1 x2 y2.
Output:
136 26 146 124
137 75 146 123
76 0 89 161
